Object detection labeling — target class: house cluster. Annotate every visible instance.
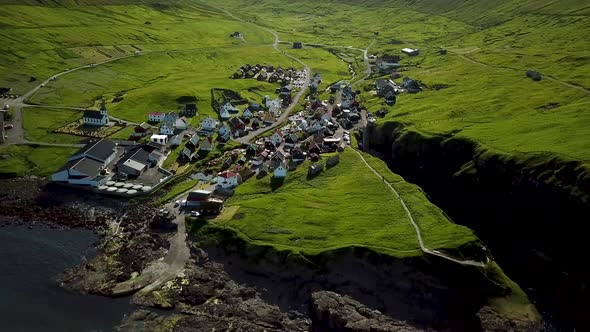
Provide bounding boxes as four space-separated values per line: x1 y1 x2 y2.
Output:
374 76 422 103
52 138 166 188
148 110 190 136
83 102 109 127
329 84 363 128
215 95 283 137
232 64 305 88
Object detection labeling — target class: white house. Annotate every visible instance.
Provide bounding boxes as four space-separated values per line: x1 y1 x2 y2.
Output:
273 163 287 178
149 112 165 122
159 123 174 135
83 103 109 126
150 134 168 145
242 108 253 118
401 48 420 56
217 170 242 189
200 117 218 132
270 130 284 146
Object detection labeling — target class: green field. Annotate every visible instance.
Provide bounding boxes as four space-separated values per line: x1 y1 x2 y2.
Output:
204 0 590 162
0 145 78 176
22 107 84 144
214 149 476 256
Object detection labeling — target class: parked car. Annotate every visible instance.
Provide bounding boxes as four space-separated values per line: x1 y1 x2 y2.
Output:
190 211 200 217
173 200 180 207
4 124 14 130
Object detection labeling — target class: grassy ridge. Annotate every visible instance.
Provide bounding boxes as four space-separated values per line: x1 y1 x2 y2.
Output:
0 145 78 176
217 149 477 257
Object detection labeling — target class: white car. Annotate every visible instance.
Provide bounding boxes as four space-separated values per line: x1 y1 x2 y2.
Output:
173 200 180 207
190 211 200 217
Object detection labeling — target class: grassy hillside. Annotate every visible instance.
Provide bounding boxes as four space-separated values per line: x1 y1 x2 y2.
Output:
213 149 477 257
205 0 589 162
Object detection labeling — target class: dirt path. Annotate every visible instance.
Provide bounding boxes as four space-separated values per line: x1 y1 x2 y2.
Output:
451 51 589 95
349 147 487 268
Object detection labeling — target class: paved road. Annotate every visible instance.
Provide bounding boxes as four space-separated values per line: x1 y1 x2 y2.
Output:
350 147 487 268
205 3 311 144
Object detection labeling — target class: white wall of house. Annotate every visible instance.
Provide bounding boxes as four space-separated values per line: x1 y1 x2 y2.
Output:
149 113 164 122
217 175 239 189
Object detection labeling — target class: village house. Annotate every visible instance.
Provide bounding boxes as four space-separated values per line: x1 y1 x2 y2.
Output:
270 130 284 146
175 116 190 130
83 103 109 126
163 112 179 125
401 48 420 56
149 112 165 122
170 135 182 146
375 79 395 97
52 139 116 187
200 136 215 151
307 120 323 134
218 123 231 138
229 117 246 137
159 122 174 135
242 107 253 118
116 143 163 177
219 107 230 120
293 42 302 49
181 104 197 117
273 162 287 178
187 134 200 147
221 102 239 114
269 149 287 169
284 132 299 148
181 145 198 161
150 134 168 145
291 147 306 162
136 122 151 132
200 117 218 133
186 190 213 207
217 170 242 189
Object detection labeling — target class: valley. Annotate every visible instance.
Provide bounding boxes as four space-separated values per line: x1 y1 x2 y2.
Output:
0 0 588 331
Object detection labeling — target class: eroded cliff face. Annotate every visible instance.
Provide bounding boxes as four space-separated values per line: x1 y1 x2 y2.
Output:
363 122 590 331
197 233 536 331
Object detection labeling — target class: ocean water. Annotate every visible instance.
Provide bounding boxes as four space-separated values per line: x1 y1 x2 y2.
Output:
0 224 134 332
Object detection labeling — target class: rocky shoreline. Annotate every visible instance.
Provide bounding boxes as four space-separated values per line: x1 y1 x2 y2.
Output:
0 178 542 331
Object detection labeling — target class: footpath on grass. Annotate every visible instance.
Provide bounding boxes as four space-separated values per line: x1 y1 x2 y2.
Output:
349 147 488 268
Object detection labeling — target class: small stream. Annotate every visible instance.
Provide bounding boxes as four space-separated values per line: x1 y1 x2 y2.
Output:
0 223 135 332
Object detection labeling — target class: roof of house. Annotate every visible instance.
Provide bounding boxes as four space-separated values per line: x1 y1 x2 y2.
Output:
185 104 197 111
72 139 115 162
218 170 238 179
229 117 245 128
273 130 284 138
70 157 104 178
149 112 164 116
83 109 105 119
122 158 147 172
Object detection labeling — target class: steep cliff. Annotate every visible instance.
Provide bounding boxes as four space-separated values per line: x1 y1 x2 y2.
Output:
364 121 590 330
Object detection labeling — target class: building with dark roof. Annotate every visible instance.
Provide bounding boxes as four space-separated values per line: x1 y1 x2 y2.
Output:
52 139 116 187
69 139 116 165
